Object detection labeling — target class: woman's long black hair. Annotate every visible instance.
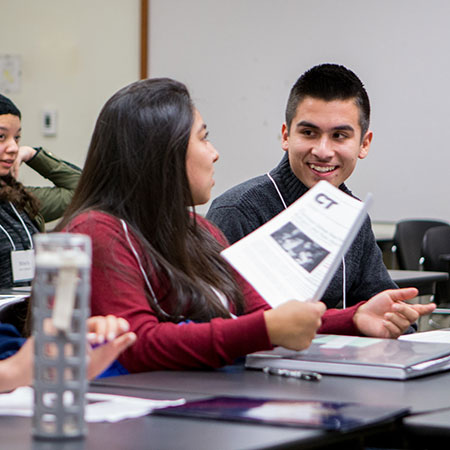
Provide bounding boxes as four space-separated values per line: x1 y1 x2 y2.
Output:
57 78 245 321
0 174 40 218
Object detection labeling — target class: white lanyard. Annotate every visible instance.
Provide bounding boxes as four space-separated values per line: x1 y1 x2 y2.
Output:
0 202 34 251
266 172 288 209
0 223 16 250
121 219 171 318
120 219 236 320
266 173 347 309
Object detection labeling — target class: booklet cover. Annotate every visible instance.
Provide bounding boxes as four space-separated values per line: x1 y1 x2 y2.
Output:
221 181 372 307
245 335 450 380
154 395 409 432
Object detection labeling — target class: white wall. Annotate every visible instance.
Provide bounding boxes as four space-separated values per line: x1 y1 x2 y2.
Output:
0 0 139 185
3 0 450 223
149 0 450 221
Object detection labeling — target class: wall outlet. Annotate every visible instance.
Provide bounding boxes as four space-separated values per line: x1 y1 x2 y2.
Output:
42 109 57 136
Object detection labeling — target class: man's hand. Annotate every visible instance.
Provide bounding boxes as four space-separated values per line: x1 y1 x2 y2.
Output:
353 288 436 338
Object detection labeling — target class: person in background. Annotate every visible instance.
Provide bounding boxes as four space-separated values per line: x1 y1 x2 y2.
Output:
0 315 136 392
206 64 399 311
56 78 434 373
0 94 81 288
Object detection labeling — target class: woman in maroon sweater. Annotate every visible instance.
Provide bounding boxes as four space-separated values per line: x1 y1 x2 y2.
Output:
57 78 434 372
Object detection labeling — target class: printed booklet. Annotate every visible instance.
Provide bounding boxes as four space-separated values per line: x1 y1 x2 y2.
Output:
221 180 372 307
245 334 450 380
154 395 409 431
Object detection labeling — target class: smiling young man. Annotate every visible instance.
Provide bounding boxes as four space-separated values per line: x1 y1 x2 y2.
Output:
206 64 398 309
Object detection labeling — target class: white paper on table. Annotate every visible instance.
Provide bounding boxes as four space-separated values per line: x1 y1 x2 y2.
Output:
399 329 450 344
0 387 185 423
85 392 185 423
0 386 34 416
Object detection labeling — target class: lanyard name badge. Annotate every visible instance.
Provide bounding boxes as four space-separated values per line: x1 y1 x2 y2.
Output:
0 203 35 283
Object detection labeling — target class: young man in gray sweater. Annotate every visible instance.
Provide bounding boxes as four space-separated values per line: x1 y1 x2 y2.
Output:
207 64 397 310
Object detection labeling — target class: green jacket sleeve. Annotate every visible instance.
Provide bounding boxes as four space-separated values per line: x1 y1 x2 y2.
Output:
25 148 81 224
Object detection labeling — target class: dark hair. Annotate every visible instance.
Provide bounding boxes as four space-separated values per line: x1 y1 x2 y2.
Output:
0 96 39 217
0 94 21 119
58 78 245 321
285 64 370 138
0 175 40 218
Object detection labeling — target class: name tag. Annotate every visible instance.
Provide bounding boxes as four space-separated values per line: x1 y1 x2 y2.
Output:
11 249 35 282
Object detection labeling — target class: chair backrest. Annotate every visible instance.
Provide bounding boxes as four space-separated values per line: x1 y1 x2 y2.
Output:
422 225 450 271
421 225 450 304
393 219 449 270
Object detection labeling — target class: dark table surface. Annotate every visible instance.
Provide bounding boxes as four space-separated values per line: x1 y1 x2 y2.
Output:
91 363 450 449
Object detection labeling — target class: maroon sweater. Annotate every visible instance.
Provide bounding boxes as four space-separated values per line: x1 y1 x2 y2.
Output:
67 211 360 372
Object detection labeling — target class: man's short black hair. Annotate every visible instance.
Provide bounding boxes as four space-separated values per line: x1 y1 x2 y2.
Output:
285 64 370 137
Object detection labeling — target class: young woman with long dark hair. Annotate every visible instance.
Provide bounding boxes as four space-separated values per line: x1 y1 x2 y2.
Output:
0 97 136 389
57 78 434 372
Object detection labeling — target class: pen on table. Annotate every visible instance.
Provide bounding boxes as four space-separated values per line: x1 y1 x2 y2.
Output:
262 366 322 382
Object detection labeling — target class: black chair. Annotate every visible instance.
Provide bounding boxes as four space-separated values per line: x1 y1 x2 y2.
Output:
392 219 449 270
420 225 450 328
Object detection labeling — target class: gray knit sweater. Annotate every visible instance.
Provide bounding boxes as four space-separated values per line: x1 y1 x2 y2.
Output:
206 154 397 309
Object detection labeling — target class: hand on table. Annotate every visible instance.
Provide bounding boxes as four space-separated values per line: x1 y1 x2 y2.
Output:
86 315 137 379
0 315 136 393
353 288 436 338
